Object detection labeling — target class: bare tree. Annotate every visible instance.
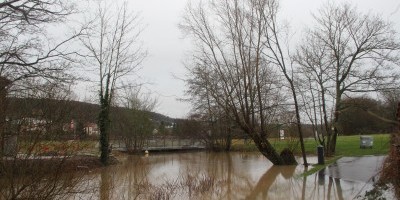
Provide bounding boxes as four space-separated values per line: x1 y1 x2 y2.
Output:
185 73 236 151
0 0 82 93
181 0 297 165
296 31 334 149
0 81 92 200
380 89 400 124
114 86 157 153
0 0 83 153
296 2 400 155
205 107 236 151
80 1 146 164
0 1 101 199
258 0 308 166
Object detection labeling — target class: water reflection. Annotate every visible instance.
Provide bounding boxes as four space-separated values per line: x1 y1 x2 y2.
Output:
69 152 380 199
100 169 112 200
306 169 347 200
246 166 296 199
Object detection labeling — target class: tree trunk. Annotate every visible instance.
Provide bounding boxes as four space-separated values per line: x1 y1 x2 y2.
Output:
326 93 341 156
0 77 10 157
252 134 296 165
224 128 232 151
291 82 308 166
99 96 110 165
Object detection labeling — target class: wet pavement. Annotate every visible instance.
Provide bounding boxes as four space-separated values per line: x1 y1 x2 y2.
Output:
324 156 386 183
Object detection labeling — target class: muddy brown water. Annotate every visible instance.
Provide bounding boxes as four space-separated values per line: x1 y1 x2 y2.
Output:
68 152 392 200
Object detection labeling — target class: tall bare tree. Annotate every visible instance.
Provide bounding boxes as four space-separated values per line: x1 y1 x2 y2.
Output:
296 2 400 156
258 0 308 166
0 0 81 158
81 1 146 164
181 0 298 165
0 1 105 199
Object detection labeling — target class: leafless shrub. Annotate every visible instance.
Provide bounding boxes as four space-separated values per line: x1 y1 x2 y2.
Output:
0 168 89 200
0 83 97 199
181 173 216 197
380 133 400 198
148 186 174 200
127 172 221 200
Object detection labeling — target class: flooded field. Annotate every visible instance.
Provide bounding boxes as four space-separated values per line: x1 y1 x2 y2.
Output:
64 152 393 200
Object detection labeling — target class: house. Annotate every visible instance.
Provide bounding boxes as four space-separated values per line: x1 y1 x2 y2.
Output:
19 117 51 132
62 119 76 132
84 122 99 136
62 120 99 136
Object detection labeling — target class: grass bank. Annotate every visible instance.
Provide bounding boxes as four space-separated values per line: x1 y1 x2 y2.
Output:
231 134 391 178
231 134 391 156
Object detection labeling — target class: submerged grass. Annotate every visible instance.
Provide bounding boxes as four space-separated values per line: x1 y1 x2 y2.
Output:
299 156 342 177
134 173 221 200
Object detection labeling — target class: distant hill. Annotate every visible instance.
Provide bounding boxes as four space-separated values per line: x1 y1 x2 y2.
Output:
148 111 175 124
6 97 175 124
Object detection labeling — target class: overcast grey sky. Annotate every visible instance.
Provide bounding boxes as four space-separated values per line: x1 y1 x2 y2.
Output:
75 0 400 119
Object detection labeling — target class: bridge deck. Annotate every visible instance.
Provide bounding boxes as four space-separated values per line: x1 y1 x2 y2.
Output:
112 139 206 153
144 146 205 152
115 145 206 153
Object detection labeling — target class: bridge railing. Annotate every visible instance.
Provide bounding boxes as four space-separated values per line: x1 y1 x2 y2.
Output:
111 137 204 151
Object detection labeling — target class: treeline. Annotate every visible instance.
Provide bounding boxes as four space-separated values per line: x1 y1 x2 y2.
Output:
5 97 174 138
338 97 397 135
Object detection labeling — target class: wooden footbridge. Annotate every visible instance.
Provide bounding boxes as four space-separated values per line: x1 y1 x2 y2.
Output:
111 138 206 153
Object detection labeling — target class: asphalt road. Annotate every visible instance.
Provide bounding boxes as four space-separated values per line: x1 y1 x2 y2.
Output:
324 156 386 183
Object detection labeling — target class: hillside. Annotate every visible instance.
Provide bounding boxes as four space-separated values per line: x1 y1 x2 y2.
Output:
6 97 175 124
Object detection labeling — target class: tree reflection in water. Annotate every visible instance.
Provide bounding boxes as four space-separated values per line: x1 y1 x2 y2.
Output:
245 166 296 199
100 169 112 200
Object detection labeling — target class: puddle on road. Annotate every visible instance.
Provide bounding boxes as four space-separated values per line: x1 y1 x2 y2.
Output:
324 156 386 183
67 152 393 199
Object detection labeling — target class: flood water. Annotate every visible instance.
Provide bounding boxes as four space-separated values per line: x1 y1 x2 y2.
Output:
68 152 390 200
